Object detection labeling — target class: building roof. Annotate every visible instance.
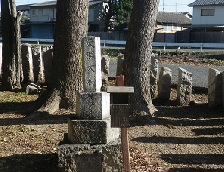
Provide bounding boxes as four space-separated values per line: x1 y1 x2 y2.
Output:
30 0 103 7
188 0 224 7
157 12 192 25
16 4 33 11
30 1 56 7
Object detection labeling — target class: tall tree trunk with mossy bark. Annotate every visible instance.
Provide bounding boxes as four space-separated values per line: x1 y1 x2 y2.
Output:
1 0 22 91
124 0 159 117
32 0 89 115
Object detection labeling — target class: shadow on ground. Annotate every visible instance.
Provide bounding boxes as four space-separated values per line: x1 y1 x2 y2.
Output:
132 136 224 144
168 168 224 172
0 154 58 172
161 154 224 165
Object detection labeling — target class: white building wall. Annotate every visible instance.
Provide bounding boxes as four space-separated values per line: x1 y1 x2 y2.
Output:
192 5 224 25
30 8 56 22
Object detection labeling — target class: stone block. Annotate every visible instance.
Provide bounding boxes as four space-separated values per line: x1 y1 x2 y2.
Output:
58 141 123 172
150 56 158 99
68 118 120 144
82 36 102 92
208 68 222 107
76 92 110 120
58 144 102 172
158 67 172 101
177 67 192 106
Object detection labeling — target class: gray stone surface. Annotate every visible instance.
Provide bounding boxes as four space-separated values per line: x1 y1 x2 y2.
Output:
82 36 102 92
150 56 158 99
76 92 110 120
21 44 34 84
208 68 222 107
159 63 224 88
177 67 192 106
158 66 172 101
58 141 123 172
101 55 109 91
110 61 224 88
42 46 53 84
68 118 120 144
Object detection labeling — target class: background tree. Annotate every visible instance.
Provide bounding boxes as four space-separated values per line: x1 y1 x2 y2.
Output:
102 0 133 31
34 0 89 115
116 0 133 30
1 0 22 90
124 0 160 116
102 0 118 31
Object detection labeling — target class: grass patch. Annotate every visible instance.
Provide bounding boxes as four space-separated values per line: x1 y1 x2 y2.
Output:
0 92 38 103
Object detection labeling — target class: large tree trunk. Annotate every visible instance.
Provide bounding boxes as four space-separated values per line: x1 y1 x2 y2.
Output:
1 0 22 90
124 0 159 116
34 0 88 115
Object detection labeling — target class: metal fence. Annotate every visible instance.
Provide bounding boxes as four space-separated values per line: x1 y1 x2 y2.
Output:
1 38 224 52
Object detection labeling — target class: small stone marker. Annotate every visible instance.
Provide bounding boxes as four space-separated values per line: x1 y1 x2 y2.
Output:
158 66 172 101
208 68 222 107
21 44 34 84
177 67 192 106
38 46 45 84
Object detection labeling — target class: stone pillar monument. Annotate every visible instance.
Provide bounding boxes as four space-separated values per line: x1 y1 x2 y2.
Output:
58 37 122 172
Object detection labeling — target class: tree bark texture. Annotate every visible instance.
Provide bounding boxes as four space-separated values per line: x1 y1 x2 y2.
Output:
36 0 88 114
124 0 160 116
1 0 22 90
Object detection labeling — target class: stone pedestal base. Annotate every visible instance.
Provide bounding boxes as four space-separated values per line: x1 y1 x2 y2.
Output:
58 141 123 172
68 118 120 144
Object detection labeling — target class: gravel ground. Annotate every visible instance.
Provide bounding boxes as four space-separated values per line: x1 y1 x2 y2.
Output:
0 55 223 171
129 89 224 172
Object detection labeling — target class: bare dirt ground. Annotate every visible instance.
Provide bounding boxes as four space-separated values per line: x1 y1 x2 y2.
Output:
0 55 223 172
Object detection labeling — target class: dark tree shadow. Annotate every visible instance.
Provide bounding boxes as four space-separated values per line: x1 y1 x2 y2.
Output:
154 117 224 127
192 127 224 136
161 154 224 165
168 168 224 172
0 154 58 172
155 104 224 119
132 136 224 144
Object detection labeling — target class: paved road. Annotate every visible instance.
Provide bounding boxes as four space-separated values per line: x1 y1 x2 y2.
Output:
109 61 224 88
